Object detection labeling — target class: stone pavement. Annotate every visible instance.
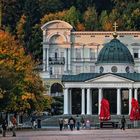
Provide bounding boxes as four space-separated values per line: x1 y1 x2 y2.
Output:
0 128 140 140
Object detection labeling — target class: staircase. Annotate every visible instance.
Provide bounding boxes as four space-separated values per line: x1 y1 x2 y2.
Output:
41 115 134 128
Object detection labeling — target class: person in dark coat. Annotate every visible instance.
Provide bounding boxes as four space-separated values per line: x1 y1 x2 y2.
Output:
58 117 63 131
121 115 126 130
69 116 75 131
2 120 7 137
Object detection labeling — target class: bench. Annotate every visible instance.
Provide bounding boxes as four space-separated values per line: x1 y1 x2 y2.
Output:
100 121 119 128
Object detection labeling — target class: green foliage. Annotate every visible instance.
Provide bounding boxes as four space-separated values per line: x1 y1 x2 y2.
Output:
83 7 98 30
64 6 81 29
51 96 63 115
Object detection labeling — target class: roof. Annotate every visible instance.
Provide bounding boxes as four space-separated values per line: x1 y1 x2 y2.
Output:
96 39 134 64
62 73 140 82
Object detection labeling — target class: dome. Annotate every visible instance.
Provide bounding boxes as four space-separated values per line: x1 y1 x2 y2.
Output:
97 39 134 64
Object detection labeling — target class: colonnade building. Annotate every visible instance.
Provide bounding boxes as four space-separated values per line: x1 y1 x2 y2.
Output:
40 20 140 115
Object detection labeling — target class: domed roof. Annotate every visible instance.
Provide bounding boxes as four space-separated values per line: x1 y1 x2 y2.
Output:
97 38 134 64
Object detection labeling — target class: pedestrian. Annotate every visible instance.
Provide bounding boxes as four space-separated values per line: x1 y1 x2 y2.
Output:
11 115 17 137
59 117 63 131
69 116 75 131
76 115 81 130
120 115 126 130
63 118 68 129
31 117 37 129
81 117 85 128
2 119 7 137
86 119 91 129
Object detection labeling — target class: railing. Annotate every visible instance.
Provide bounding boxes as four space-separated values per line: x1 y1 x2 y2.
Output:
50 74 62 79
72 57 97 62
49 57 65 65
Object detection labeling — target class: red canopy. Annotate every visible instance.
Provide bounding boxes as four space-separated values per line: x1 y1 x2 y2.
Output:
99 98 111 121
130 98 140 121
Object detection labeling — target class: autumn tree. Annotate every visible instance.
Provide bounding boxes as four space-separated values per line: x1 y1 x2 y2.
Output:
0 30 51 114
83 7 98 31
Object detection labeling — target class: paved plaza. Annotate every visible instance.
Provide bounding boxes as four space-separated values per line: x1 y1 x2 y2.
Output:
0 128 140 140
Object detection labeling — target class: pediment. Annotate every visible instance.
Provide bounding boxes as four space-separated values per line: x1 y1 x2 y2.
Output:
85 74 134 83
41 20 73 30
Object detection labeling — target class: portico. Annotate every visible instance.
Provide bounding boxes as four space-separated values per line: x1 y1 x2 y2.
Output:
62 73 140 115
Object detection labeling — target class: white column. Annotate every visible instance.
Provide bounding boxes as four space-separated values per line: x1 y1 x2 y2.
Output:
98 88 103 115
46 48 49 71
117 88 121 115
129 88 132 115
68 48 71 72
81 88 85 115
64 48 68 73
43 48 46 71
69 89 72 114
134 88 138 100
87 88 92 115
64 88 69 114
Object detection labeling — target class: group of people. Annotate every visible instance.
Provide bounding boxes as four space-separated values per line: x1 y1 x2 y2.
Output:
59 115 127 131
1 115 17 137
58 115 89 131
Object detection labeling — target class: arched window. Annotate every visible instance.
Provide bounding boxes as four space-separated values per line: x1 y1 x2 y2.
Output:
51 83 63 95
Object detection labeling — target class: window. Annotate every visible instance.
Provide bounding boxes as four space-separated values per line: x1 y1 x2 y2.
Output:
75 48 81 60
100 66 104 73
125 66 130 73
111 66 117 73
60 52 64 57
134 53 138 58
90 66 95 72
76 66 81 74
133 48 139 59
90 48 95 60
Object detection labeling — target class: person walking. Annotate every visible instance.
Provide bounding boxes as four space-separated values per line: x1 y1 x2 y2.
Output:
59 117 63 131
11 115 17 137
2 119 7 137
81 117 85 128
121 115 126 130
69 116 75 131
76 115 81 130
63 118 68 129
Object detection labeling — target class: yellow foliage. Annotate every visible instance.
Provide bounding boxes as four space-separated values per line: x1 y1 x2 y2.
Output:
76 23 85 31
41 10 67 25
22 92 35 100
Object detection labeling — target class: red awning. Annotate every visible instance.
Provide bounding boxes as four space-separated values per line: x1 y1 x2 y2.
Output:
99 98 111 121
130 98 140 121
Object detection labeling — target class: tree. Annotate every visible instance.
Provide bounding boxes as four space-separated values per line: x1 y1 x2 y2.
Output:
41 10 67 25
83 7 98 31
99 10 112 31
0 30 51 113
39 0 64 16
1 0 25 33
64 6 81 29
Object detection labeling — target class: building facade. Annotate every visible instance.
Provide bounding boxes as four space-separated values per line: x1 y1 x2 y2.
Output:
40 20 140 115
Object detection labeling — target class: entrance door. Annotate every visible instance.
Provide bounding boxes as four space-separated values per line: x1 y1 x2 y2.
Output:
92 89 98 114
71 88 81 114
103 88 117 114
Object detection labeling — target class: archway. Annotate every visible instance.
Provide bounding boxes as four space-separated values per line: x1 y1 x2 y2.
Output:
50 83 63 96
